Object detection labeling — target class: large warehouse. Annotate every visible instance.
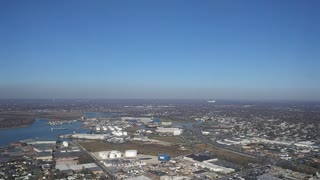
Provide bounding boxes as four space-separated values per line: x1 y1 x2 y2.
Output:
155 127 183 136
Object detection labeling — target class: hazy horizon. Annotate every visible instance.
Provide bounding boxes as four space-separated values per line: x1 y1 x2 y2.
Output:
1 0 319 100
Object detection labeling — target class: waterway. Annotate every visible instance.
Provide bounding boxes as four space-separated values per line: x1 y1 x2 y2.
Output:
0 112 202 146
0 119 90 146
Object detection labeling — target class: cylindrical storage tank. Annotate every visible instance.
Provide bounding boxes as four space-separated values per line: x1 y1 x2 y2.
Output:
125 150 137 158
109 153 116 159
115 152 122 158
101 154 108 159
62 141 69 147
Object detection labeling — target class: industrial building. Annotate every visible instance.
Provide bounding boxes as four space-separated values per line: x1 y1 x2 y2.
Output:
184 154 235 174
121 117 154 123
36 152 53 161
125 150 138 158
194 160 235 174
156 127 183 136
158 154 171 162
20 139 56 145
161 121 172 126
71 133 108 140
102 159 146 167
55 163 103 174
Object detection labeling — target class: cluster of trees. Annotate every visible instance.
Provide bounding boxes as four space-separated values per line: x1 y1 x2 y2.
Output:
0 117 34 128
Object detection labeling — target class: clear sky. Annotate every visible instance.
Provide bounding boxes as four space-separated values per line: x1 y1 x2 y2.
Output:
0 0 319 100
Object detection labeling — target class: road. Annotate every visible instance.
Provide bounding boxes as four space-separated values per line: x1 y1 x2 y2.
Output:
72 140 115 179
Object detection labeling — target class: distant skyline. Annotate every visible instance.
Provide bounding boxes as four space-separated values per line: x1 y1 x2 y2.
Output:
1 0 319 100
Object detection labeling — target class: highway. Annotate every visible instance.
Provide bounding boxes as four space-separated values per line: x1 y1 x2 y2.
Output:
188 127 257 159
185 127 277 179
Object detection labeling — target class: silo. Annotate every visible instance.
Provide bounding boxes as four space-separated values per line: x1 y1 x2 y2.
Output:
109 153 116 159
115 152 122 158
62 141 69 147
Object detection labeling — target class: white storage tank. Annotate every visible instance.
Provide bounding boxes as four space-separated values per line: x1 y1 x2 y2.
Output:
101 154 108 159
125 150 137 157
62 141 69 147
115 152 122 158
109 153 116 159
173 129 182 136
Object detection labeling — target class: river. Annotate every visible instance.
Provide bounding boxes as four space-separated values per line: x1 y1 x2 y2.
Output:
0 119 90 146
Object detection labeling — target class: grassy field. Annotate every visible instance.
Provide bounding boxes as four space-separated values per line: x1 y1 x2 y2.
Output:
78 141 192 157
148 135 184 144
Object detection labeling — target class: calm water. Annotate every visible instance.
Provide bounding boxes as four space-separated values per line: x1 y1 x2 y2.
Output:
0 119 90 146
0 112 201 146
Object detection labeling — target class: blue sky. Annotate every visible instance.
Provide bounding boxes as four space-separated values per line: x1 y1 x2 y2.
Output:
0 0 319 100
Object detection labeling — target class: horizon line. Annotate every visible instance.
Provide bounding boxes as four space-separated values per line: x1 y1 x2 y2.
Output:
0 98 319 103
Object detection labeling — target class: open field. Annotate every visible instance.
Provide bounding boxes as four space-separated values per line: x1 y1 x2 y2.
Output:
195 144 262 166
78 141 192 157
0 111 83 128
